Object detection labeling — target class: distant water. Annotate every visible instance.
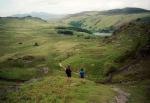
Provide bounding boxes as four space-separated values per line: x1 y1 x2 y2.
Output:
93 32 112 36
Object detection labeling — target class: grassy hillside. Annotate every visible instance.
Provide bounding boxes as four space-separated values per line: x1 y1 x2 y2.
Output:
0 12 150 103
1 76 116 103
108 17 150 103
62 8 150 32
0 17 99 81
0 16 150 81
112 56 150 103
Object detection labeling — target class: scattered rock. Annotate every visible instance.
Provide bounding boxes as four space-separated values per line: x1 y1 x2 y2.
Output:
22 55 34 61
25 78 43 83
39 67 49 74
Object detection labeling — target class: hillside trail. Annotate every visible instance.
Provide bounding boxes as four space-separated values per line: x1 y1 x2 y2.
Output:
112 87 130 103
59 63 130 103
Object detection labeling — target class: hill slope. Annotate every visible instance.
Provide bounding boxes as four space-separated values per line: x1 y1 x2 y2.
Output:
62 8 150 32
1 76 116 103
105 17 150 103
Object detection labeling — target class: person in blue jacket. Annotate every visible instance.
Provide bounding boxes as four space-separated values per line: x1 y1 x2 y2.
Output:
79 68 85 78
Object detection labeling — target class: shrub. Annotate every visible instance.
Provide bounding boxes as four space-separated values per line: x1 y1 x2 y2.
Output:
84 35 95 39
56 26 92 34
84 35 91 39
69 21 82 27
103 62 117 76
136 18 141 21
57 30 73 35
76 33 84 37
34 42 39 46
18 42 23 44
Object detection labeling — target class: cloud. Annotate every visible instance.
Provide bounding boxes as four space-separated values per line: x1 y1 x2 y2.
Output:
0 0 150 16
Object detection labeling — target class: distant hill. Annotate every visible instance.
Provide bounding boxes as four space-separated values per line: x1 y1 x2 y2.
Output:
62 7 150 32
0 16 49 30
0 16 47 23
100 7 150 15
11 12 66 20
67 7 150 17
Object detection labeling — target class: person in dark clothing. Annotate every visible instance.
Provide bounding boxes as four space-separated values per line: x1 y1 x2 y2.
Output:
65 65 72 78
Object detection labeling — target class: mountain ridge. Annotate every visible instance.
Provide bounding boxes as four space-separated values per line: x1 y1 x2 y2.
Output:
8 7 150 20
10 12 66 20
66 7 150 18
99 7 150 15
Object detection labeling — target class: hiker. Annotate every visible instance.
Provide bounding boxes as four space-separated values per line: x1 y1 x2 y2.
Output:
79 68 85 79
65 65 72 78
59 63 72 78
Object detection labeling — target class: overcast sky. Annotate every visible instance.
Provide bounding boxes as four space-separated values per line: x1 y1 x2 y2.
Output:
0 0 150 16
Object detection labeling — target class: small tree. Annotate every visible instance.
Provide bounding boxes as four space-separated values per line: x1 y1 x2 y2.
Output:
34 42 39 46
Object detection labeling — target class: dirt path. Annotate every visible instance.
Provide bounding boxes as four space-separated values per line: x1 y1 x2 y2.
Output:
113 87 130 103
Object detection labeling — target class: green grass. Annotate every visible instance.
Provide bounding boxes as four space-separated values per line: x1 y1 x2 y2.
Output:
0 68 39 80
1 76 116 103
